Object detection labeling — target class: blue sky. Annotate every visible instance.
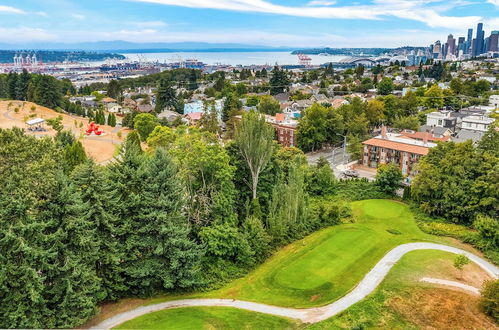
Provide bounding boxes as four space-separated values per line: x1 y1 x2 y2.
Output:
0 0 497 47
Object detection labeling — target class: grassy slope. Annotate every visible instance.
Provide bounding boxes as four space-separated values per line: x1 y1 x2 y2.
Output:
185 199 455 308
308 249 495 329
114 307 298 330
103 200 488 329
115 250 493 330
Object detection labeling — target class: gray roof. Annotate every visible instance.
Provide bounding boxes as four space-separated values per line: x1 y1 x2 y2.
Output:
452 129 485 143
419 125 452 136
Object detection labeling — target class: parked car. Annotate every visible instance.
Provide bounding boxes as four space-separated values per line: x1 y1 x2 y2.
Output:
340 170 359 179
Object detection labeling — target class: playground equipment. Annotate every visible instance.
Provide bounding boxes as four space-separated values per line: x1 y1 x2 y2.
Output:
85 122 104 136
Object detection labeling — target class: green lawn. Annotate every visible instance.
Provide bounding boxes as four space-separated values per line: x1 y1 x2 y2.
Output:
116 249 490 330
114 306 298 330
195 199 454 308
112 200 481 329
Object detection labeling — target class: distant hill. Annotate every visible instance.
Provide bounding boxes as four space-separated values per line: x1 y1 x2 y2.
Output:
291 46 428 56
0 50 125 64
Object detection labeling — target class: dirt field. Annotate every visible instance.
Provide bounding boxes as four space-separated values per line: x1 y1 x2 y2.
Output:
0 100 129 163
389 289 498 330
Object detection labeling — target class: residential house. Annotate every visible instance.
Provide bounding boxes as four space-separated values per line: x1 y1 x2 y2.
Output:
184 112 203 125
418 125 453 137
137 104 153 113
460 115 495 132
273 92 290 103
399 130 450 142
106 103 123 113
425 111 458 131
123 98 137 109
81 100 97 108
234 113 298 148
453 130 486 143
101 97 117 104
158 110 181 123
489 94 499 108
286 99 313 113
310 94 330 104
331 97 348 109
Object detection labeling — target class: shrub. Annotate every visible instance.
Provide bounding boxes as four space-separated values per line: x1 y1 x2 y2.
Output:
479 280 499 321
336 178 388 201
473 215 499 249
375 163 403 195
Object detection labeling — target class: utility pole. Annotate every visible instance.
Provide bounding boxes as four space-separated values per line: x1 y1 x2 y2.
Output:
335 133 347 166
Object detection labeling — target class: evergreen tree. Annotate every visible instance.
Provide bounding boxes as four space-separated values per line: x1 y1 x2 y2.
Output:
0 75 7 98
188 69 199 90
33 75 62 108
155 78 181 113
15 69 31 101
106 79 121 100
63 141 87 172
71 161 123 300
38 173 101 328
221 93 242 123
108 148 201 296
269 65 290 95
7 72 17 99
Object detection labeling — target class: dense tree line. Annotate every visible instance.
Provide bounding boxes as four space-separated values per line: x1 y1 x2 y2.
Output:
412 127 499 225
296 93 419 153
0 70 73 108
1 112 385 328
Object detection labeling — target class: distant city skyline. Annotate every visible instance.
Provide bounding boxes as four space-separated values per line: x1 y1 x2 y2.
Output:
0 0 498 48
429 22 498 60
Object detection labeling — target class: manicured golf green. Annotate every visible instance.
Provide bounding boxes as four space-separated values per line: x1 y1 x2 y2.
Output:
113 306 298 329
199 199 452 308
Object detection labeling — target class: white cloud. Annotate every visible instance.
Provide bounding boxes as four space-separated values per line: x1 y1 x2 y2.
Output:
130 0 482 29
486 0 499 6
71 13 86 20
132 20 168 27
0 5 25 14
36 11 47 16
307 0 337 6
0 27 56 42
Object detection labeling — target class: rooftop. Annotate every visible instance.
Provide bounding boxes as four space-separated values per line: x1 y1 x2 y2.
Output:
363 132 437 155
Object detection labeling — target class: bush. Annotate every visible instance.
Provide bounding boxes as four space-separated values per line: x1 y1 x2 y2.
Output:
474 215 499 249
479 280 499 321
309 197 342 227
336 178 388 201
375 163 403 195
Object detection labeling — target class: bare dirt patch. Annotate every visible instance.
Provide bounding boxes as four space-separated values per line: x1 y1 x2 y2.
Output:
388 288 498 330
78 298 145 329
0 100 129 162
309 294 321 302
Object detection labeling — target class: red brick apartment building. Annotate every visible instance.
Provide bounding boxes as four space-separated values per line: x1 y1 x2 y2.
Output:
362 127 438 175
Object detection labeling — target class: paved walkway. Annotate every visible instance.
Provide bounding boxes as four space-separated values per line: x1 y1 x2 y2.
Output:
90 242 499 329
420 277 481 295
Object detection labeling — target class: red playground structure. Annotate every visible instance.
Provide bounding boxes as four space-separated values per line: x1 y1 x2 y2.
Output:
85 122 104 136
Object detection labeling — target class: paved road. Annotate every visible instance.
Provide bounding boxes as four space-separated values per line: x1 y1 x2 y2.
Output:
90 242 498 329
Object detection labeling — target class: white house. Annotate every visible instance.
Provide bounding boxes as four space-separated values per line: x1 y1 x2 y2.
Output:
460 115 495 132
106 103 123 113
489 95 499 109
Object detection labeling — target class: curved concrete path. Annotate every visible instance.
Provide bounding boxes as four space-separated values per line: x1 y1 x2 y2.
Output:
420 277 481 295
91 242 499 329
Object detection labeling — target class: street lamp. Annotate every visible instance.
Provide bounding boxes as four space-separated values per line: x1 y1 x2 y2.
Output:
336 133 347 166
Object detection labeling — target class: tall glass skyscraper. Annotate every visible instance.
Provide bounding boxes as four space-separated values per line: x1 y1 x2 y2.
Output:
475 23 484 56
466 28 473 53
